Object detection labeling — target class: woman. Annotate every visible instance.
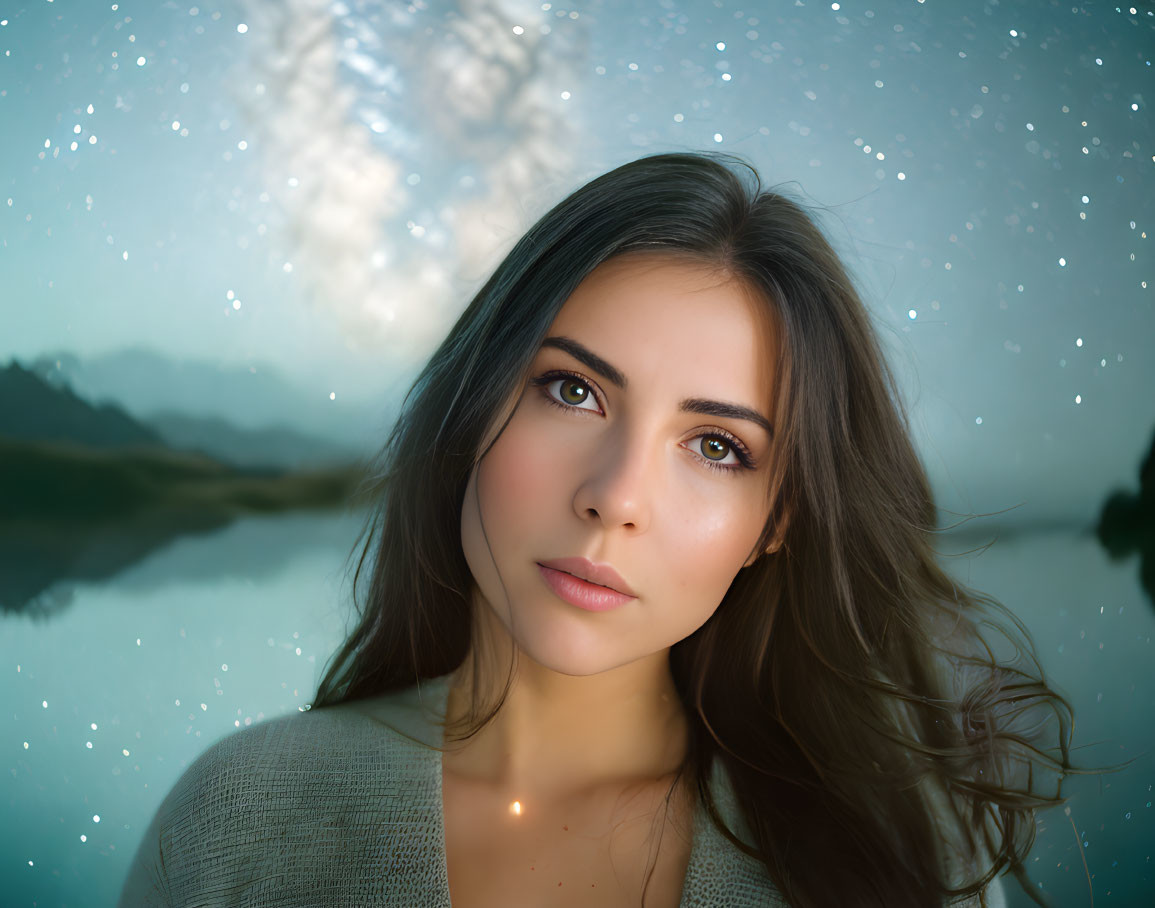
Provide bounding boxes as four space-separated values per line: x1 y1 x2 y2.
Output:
120 152 1079 907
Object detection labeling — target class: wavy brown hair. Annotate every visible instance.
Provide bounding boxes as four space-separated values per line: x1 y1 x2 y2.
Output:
311 152 1090 907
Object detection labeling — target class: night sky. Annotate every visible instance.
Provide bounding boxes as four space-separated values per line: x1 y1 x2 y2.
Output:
2 0 1153 524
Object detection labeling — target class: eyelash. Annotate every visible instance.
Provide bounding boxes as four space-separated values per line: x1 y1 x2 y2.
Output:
528 369 757 474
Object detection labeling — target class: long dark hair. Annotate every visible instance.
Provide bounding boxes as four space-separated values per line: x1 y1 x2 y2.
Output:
312 152 1087 907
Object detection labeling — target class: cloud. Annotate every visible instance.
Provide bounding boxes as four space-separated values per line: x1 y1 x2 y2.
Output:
235 0 585 366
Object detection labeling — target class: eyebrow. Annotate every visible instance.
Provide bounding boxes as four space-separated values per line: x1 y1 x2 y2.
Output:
540 335 774 437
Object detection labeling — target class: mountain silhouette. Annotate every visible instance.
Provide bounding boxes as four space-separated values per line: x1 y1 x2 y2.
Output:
30 347 388 452
0 359 367 615
145 410 361 470
0 361 166 449
14 354 369 470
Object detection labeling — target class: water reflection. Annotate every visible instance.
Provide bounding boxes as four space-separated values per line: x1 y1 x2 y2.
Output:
0 361 368 617
0 510 232 620
2 511 362 908
2 509 1152 907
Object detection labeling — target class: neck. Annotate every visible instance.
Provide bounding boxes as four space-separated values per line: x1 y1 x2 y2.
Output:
442 596 690 804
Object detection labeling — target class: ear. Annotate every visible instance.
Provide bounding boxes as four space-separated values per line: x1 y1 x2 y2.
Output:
742 540 781 569
742 497 792 568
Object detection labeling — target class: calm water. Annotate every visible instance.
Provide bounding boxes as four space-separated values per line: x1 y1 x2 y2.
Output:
2 512 1151 907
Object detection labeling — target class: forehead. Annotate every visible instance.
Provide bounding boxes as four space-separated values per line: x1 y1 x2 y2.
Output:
545 254 777 411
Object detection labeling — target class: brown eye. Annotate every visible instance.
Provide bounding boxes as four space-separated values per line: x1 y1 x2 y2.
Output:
560 380 589 405
700 437 731 461
540 376 600 411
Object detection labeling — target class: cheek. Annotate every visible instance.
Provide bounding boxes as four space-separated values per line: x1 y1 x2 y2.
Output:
661 492 765 598
472 412 565 548
644 494 765 648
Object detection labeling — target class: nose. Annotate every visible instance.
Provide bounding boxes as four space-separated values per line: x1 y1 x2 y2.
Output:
571 424 653 533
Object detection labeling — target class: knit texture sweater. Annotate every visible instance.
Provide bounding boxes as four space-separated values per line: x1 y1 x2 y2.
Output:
118 673 1006 906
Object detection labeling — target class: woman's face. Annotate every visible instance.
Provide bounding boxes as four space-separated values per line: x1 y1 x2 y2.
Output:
460 253 779 676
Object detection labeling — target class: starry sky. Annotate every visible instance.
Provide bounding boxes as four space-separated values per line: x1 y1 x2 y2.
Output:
1 0 1152 525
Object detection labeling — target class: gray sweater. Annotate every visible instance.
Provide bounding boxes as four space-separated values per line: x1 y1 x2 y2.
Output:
118 673 1005 906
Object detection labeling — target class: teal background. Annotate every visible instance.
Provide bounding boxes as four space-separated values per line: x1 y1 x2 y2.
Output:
2 1 1152 905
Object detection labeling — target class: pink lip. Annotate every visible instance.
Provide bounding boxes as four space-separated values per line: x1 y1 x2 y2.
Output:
538 557 636 596
536 558 637 612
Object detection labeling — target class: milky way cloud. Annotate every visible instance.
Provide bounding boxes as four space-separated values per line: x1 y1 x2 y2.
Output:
235 0 584 365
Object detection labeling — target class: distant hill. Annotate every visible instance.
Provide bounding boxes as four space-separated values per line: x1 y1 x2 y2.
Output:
30 348 389 453
1096 425 1155 606
11 355 369 470
0 359 366 522
0 357 370 614
0 361 166 449
145 411 364 470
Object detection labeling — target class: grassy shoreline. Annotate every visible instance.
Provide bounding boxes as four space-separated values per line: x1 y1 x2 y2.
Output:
0 437 366 522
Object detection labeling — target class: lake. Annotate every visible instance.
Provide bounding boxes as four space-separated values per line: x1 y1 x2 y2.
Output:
2 511 1151 906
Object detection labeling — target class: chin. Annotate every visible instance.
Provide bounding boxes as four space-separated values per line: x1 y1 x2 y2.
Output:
500 606 638 676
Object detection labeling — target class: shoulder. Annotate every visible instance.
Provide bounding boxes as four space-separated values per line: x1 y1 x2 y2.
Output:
677 759 789 906
170 699 414 791
164 678 449 816
157 701 417 823
118 691 448 907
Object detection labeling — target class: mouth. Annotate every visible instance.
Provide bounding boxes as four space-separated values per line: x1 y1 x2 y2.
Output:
536 557 637 597
536 562 637 612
